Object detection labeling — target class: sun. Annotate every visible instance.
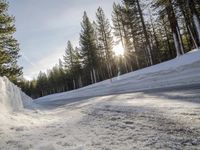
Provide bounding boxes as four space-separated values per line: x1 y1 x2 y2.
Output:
113 42 124 56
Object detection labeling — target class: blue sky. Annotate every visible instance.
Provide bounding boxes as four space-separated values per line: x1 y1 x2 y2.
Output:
7 0 121 80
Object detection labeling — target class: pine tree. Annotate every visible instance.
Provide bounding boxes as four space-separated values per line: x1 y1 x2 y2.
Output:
0 0 22 80
112 3 125 51
122 0 154 65
112 3 133 72
63 41 75 70
96 7 114 78
153 0 184 57
79 12 99 84
72 47 82 88
58 59 66 92
63 41 80 89
36 71 48 96
121 1 142 69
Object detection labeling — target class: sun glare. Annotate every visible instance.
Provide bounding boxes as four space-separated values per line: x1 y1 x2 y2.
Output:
113 42 124 56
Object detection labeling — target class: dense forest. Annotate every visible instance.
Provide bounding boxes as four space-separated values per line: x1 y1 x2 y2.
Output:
0 0 200 98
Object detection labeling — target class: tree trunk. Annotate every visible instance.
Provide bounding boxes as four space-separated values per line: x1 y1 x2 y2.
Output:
176 26 184 54
161 20 174 58
178 3 195 49
78 76 83 88
90 70 94 84
166 0 183 57
107 63 112 79
188 25 198 49
73 78 76 89
149 9 161 63
93 68 97 83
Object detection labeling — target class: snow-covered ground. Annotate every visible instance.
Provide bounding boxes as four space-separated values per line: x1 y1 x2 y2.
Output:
0 49 200 150
1 88 200 150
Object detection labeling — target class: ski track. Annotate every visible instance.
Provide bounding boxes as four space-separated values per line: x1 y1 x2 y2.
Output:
1 90 200 150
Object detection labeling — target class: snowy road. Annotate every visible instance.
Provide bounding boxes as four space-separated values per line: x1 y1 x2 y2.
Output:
1 85 200 150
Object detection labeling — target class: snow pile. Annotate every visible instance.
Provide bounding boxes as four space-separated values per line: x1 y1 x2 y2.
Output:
0 76 32 113
36 49 200 103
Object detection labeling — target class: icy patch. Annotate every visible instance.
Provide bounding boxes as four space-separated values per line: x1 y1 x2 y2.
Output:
0 76 33 113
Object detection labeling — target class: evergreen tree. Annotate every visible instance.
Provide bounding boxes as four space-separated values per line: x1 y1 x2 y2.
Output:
121 1 142 69
112 3 125 52
63 41 78 89
79 12 99 84
123 0 153 66
174 0 198 49
96 7 114 78
36 71 48 96
63 41 76 70
153 0 184 57
112 3 131 72
0 0 22 80
72 47 82 88
92 21 106 81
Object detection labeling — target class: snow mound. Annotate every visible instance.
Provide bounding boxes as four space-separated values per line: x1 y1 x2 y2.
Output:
0 76 33 113
36 49 200 103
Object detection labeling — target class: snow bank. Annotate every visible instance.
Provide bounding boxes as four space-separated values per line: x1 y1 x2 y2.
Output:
36 49 200 103
0 76 32 113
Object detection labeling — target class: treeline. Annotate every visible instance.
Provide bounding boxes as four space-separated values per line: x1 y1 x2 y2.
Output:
19 0 200 98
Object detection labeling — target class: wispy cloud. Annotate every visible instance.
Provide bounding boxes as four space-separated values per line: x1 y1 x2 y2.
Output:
20 52 37 68
22 46 65 79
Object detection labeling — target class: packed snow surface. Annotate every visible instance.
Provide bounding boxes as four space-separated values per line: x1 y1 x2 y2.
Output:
1 49 200 150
